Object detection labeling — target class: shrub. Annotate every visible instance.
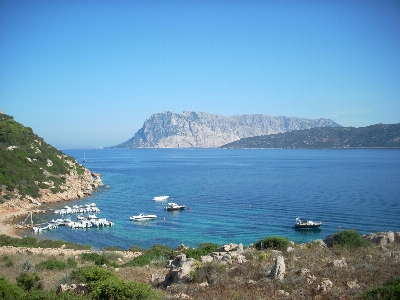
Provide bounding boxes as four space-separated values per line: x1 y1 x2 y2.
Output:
363 277 400 300
36 256 67 270
0 277 24 300
255 236 290 251
81 252 117 267
16 272 43 291
89 278 160 300
332 229 371 248
125 244 174 267
184 243 219 260
69 266 118 284
1 255 14 267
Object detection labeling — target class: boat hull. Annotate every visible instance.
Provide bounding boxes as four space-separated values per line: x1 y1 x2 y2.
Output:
294 224 322 229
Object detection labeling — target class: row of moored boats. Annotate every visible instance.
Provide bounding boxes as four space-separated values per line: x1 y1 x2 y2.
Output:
32 203 114 233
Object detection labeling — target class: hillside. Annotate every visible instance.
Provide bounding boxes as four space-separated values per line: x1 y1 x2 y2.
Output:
112 111 340 148
0 112 103 207
220 123 400 149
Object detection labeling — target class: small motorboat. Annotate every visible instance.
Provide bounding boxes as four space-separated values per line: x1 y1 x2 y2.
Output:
165 202 185 211
153 196 169 201
130 213 157 221
294 217 322 229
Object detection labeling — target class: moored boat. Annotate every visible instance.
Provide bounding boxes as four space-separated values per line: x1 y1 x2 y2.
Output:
153 196 169 201
294 217 322 229
165 202 185 211
130 213 157 221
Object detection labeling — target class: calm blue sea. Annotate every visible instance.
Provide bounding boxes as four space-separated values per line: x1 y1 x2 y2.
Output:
27 149 400 250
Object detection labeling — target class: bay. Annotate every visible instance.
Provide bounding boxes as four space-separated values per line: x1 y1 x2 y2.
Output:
29 149 400 250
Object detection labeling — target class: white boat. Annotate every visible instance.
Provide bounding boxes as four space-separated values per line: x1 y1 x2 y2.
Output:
153 196 169 201
165 202 185 211
294 217 322 229
130 213 157 221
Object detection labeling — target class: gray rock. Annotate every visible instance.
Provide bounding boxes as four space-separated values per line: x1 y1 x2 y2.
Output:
269 255 285 280
113 111 340 148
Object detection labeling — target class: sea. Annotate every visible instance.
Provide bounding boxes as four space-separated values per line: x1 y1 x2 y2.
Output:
25 148 400 250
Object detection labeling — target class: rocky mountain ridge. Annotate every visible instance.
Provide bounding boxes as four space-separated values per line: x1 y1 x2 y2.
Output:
113 111 341 148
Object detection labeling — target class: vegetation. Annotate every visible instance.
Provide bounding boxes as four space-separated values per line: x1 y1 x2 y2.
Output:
36 256 77 270
0 113 84 200
0 234 91 250
221 123 400 148
332 229 372 248
184 242 219 260
1 232 399 299
363 277 400 300
125 244 175 267
255 236 290 251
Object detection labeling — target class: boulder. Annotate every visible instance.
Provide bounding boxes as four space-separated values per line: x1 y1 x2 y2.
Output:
327 257 347 268
363 232 399 246
200 255 213 264
317 278 333 293
166 254 195 285
269 255 285 280
297 268 316 284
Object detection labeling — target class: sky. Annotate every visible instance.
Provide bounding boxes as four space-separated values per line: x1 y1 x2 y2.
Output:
1 0 399 149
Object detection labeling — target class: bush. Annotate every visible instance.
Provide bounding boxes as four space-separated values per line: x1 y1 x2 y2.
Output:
0 277 24 300
363 277 400 299
35 256 76 270
255 236 290 251
81 252 118 267
184 243 219 260
89 278 160 300
69 266 118 284
1 255 14 267
125 244 174 267
16 272 43 291
332 229 371 248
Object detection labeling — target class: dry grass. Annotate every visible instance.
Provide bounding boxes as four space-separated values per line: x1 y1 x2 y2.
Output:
1 242 399 299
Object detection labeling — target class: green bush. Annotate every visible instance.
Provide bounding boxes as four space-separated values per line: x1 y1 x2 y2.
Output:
35 256 76 270
16 272 43 291
81 252 117 267
89 278 160 300
255 236 290 251
363 277 400 300
69 266 118 284
0 277 24 300
332 229 371 248
125 244 174 267
184 243 219 260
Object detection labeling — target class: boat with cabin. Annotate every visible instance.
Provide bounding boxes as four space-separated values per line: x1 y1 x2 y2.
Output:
294 217 322 229
165 202 185 211
130 213 157 221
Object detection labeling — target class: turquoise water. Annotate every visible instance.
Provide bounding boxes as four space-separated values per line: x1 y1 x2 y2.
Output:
29 149 400 250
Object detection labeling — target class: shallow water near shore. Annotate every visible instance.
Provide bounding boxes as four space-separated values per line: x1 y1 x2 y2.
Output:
25 148 400 250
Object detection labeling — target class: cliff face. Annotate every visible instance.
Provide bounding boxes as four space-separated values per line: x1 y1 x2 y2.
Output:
114 111 341 148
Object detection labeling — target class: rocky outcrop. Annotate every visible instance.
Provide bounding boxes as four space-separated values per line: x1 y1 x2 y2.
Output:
113 111 340 148
269 255 286 280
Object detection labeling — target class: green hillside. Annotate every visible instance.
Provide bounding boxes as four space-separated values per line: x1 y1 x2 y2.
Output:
220 123 400 149
0 113 84 203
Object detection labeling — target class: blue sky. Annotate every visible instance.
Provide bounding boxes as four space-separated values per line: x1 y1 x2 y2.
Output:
1 0 399 149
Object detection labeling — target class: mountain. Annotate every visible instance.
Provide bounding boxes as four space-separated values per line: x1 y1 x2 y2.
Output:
220 123 400 149
112 111 341 148
0 112 103 207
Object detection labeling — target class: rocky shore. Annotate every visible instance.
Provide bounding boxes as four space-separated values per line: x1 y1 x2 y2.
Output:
0 164 104 238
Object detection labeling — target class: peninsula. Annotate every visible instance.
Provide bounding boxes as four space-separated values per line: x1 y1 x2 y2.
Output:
0 112 104 237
